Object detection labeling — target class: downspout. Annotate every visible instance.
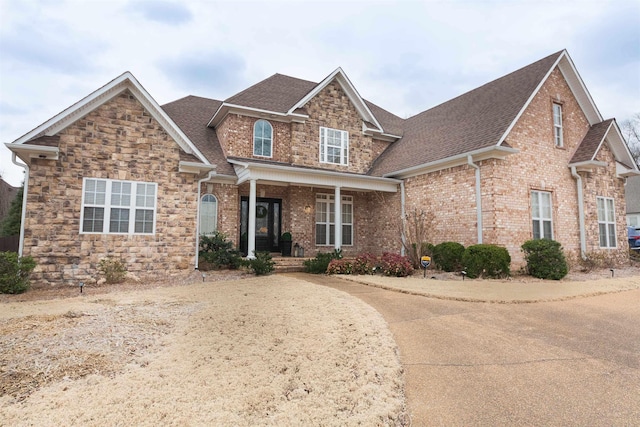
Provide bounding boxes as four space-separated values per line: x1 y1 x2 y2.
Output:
571 166 587 259
467 155 483 244
10 153 28 256
194 171 217 270
400 181 406 256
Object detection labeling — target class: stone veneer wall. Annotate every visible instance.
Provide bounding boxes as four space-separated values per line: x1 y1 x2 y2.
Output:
25 90 201 285
291 81 380 174
217 114 292 162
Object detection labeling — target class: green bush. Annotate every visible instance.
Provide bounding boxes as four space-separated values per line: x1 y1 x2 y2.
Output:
98 256 127 284
521 239 568 280
432 242 465 272
245 251 275 275
304 250 342 274
199 231 243 270
379 252 414 277
0 252 36 294
462 244 511 279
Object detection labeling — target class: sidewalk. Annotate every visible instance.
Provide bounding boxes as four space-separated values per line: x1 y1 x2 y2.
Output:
337 273 640 303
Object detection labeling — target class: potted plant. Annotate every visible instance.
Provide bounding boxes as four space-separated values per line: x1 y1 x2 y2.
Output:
280 231 293 257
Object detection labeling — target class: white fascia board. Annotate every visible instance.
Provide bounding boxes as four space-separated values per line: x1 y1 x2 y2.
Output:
287 68 384 132
5 143 59 162
229 159 400 192
179 161 217 174
496 53 565 146
568 160 608 171
608 120 639 171
11 72 211 165
557 54 603 125
616 162 640 177
207 103 309 128
385 146 519 179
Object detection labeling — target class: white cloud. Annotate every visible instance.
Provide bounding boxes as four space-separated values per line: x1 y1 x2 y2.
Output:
1 0 638 186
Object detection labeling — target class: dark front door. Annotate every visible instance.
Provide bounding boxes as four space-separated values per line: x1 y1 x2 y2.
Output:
240 197 281 255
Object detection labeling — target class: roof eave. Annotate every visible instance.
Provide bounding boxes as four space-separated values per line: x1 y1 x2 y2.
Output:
207 103 309 128
5 143 60 163
383 146 519 179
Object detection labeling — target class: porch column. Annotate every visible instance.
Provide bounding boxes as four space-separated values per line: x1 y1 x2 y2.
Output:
247 179 257 259
334 186 342 251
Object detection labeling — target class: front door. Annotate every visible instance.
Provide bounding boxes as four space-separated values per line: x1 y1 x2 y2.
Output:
240 197 281 255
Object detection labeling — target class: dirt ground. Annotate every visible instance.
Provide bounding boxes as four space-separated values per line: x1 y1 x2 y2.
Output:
0 271 408 426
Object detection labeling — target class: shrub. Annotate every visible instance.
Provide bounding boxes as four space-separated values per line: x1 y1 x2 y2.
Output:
327 259 353 274
98 256 127 284
245 251 275 275
353 253 379 275
462 244 511 279
304 250 342 274
432 242 465 272
0 252 36 294
199 231 243 270
521 239 568 280
379 252 414 277
400 208 434 269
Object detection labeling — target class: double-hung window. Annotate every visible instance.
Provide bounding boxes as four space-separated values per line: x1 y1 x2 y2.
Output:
81 178 157 235
531 190 553 239
553 103 563 147
253 120 273 157
315 194 353 245
597 197 616 248
319 127 348 165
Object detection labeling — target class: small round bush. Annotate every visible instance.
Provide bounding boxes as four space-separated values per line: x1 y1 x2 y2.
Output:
353 253 379 275
432 242 465 272
379 252 414 277
521 239 568 280
462 244 510 279
327 259 353 274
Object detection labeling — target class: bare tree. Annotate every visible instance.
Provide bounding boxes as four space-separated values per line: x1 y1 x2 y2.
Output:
621 113 640 166
400 208 434 269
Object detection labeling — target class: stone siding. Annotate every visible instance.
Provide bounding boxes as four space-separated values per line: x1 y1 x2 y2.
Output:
217 114 292 162
25 90 201 285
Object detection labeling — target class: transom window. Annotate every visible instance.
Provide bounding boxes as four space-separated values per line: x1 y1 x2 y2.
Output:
319 127 348 166
315 194 353 246
597 197 616 248
553 103 563 147
81 178 157 235
253 120 273 157
199 194 218 236
531 190 553 239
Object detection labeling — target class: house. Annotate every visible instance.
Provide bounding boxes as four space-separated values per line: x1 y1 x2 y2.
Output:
6 49 638 285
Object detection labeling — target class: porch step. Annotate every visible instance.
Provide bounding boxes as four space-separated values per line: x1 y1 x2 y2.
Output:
272 255 310 273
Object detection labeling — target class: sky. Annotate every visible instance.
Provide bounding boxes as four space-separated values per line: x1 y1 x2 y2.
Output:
1 0 639 186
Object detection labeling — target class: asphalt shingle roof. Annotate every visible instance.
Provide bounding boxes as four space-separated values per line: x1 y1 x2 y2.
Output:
224 74 317 113
162 96 236 176
367 51 564 176
570 119 613 164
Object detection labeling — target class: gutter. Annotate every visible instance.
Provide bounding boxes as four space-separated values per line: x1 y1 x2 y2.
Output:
571 166 587 259
467 155 483 244
10 152 28 256
400 181 406 256
194 170 217 270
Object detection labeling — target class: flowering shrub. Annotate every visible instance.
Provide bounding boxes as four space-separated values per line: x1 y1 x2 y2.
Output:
353 253 379 275
327 259 353 275
379 252 414 277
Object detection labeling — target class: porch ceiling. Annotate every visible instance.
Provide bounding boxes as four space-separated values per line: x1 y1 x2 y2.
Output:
229 160 400 192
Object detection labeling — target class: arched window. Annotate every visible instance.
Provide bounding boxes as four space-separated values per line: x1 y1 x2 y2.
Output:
253 120 273 157
200 194 218 236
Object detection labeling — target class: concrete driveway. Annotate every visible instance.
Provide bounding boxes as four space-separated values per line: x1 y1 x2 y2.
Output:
299 274 640 426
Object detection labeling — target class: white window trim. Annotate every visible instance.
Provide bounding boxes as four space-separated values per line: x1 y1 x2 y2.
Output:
531 190 553 240
553 103 563 148
315 193 353 246
80 177 157 235
319 127 349 166
199 194 218 236
597 196 617 248
253 119 273 158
